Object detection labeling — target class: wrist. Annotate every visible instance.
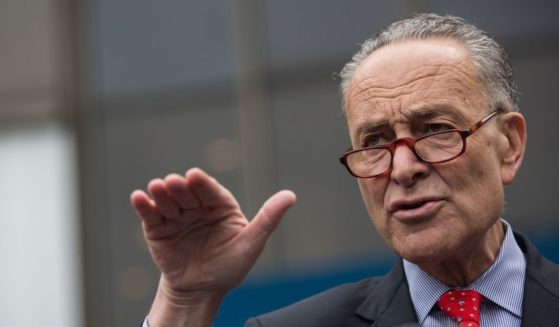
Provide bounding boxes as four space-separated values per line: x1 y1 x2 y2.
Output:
147 276 226 327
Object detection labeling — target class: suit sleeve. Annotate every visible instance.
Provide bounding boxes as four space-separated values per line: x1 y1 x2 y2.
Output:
244 317 263 327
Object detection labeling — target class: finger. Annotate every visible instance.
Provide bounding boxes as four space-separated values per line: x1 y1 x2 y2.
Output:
164 173 200 210
243 190 297 243
186 168 239 209
130 189 164 227
148 179 182 219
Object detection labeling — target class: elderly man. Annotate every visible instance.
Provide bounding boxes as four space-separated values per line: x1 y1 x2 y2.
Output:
131 14 559 326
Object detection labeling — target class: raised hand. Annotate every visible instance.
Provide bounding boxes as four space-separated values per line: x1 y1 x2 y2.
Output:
130 168 296 326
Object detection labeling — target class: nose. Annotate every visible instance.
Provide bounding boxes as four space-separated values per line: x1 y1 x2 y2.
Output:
390 141 430 186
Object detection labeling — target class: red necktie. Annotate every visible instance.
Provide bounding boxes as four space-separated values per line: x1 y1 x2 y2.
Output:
437 289 483 327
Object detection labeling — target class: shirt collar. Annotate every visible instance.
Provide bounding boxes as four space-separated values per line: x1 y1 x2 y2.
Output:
403 220 526 324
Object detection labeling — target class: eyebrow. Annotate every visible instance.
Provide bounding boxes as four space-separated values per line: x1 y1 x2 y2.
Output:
354 119 388 139
407 105 467 124
353 104 468 138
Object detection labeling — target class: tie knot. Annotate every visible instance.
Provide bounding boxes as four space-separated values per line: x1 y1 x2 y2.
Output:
437 289 483 327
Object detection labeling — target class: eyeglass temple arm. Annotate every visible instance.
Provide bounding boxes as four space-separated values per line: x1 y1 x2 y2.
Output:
467 109 504 135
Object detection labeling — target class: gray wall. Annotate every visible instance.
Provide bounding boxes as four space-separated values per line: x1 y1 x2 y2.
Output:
71 0 559 325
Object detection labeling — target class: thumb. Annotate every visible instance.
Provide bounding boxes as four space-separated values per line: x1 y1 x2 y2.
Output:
243 190 297 244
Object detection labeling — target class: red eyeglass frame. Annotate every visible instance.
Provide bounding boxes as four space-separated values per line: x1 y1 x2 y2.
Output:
339 109 505 178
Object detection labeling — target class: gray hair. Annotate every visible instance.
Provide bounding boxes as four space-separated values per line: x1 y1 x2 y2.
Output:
339 13 519 112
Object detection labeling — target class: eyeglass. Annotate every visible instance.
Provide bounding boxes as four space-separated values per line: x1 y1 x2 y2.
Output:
339 109 504 178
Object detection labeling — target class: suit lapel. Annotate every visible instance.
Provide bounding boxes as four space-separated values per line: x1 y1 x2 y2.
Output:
352 232 559 326
515 232 559 327
355 260 418 326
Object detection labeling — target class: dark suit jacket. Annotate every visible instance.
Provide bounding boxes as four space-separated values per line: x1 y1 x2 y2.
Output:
245 232 559 326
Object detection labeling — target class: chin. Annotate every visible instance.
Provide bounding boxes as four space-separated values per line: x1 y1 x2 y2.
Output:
390 231 458 265
400 248 449 267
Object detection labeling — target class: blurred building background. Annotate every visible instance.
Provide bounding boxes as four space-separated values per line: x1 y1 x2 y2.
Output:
1 0 559 326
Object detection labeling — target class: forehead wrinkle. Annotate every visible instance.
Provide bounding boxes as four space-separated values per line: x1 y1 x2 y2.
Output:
347 63 468 111
347 65 484 116
349 63 441 98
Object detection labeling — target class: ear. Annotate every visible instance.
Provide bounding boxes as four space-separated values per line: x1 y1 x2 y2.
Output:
498 112 527 185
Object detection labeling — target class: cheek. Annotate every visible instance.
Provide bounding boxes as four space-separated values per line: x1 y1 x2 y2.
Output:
358 179 388 223
441 144 504 217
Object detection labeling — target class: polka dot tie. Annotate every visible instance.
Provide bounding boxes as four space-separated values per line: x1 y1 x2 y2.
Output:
437 289 483 327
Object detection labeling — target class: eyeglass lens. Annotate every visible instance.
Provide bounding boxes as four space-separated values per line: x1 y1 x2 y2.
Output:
346 130 464 178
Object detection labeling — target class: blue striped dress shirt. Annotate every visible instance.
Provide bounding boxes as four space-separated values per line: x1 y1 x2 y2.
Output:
403 220 526 326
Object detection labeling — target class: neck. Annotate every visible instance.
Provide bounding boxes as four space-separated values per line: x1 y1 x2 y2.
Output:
419 220 505 287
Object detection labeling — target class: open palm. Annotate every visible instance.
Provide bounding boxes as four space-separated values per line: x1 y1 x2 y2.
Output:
131 168 296 298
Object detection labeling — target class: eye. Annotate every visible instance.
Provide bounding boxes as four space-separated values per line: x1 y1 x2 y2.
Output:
424 123 453 134
362 134 386 147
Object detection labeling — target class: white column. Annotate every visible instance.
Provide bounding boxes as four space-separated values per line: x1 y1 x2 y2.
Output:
0 123 83 327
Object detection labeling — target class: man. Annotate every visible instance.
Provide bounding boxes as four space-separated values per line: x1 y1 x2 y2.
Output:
131 14 559 326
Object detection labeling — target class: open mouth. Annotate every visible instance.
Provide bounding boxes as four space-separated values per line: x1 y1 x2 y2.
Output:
399 201 428 210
